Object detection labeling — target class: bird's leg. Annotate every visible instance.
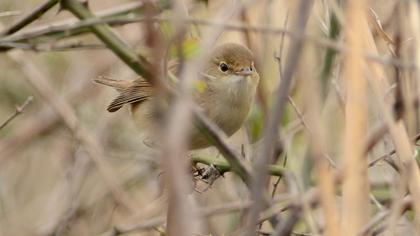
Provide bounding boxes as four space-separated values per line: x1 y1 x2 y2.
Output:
189 154 223 192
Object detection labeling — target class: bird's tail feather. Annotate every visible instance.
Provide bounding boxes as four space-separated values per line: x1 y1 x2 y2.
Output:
94 76 131 92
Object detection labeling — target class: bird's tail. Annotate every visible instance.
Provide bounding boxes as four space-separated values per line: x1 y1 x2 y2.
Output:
94 76 131 92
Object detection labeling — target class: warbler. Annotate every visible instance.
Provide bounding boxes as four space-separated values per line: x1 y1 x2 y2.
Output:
95 43 259 149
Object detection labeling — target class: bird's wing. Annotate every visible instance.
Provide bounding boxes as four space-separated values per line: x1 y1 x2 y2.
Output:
107 78 153 112
96 59 182 113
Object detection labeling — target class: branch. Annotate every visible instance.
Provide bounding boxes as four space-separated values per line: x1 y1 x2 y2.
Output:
358 196 412 236
246 1 314 234
7 49 138 213
0 11 21 18
0 0 59 36
0 96 33 130
0 3 146 49
0 16 413 69
57 0 252 186
0 51 116 161
193 108 252 182
0 41 105 51
60 0 151 79
0 1 144 46
191 155 284 177
104 199 253 236
367 131 420 171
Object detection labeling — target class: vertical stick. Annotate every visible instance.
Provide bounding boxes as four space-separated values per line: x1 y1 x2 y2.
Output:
160 1 200 234
302 46 340 236
246 1 313 235
341 0 369 235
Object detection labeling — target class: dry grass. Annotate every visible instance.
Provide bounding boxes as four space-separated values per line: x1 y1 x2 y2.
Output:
0 0 419 235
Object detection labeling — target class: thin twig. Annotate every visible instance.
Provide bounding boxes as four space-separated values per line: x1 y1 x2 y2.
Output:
367 131 420 171
0 2 145 46
287 97 309 133
363 4 420 227
106 193 293 236
0 96 33 130
0 0 59 36
0 16 415 69
60 0 151 79
364 123 388 155
193 108 252 182
269 13 290 199
110 200 253 235
0 16 302 43
7 49 138 213
0 41 105 51
191 155 284 177
0 11 21 18
271 154 288 198
246 1 314 235
358 196 412 236
0 48 118 160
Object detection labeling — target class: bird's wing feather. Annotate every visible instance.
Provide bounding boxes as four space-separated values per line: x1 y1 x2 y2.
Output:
97 59 180 112
107 78 153 112
94 76 133 92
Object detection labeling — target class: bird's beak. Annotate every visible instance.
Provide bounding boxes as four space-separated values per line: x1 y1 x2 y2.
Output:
235 67 253 76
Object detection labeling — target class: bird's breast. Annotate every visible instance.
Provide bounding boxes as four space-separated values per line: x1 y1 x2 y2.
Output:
202 75 257 136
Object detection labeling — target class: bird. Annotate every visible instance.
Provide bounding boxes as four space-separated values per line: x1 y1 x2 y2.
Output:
95 43 259 149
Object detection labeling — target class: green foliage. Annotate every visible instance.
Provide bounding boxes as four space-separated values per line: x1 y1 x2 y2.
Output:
320 12 340 99
195 0 209 6
160 21 200 59
168 38 200 59
247 105 264 143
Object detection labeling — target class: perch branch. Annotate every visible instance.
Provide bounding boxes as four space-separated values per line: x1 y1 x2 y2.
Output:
191 155 284 177
193 108 252 182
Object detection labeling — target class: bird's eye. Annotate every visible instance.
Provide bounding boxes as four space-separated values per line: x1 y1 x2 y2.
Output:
219 62 228 72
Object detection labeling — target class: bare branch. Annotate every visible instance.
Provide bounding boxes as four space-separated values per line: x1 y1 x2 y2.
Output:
0 2 145 46
0 41 105 51
0 0 59 36
246 1 313 234
191 155 284 177
193 108 252 182
358 196 412 236
0 11 21 18
60 0 151 79
7 49 138 213
0 96 33 130
108 199 254 235
0 17 414 69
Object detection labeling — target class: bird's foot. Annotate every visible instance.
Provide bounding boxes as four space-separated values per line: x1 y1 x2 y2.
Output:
193 164 222 192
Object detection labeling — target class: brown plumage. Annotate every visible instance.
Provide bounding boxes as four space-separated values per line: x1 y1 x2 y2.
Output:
95 43 259 149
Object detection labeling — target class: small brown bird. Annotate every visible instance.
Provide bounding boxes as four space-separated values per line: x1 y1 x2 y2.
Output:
95 43 259 149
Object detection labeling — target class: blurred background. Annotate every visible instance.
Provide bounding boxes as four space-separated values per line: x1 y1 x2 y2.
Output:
0 0 418 235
